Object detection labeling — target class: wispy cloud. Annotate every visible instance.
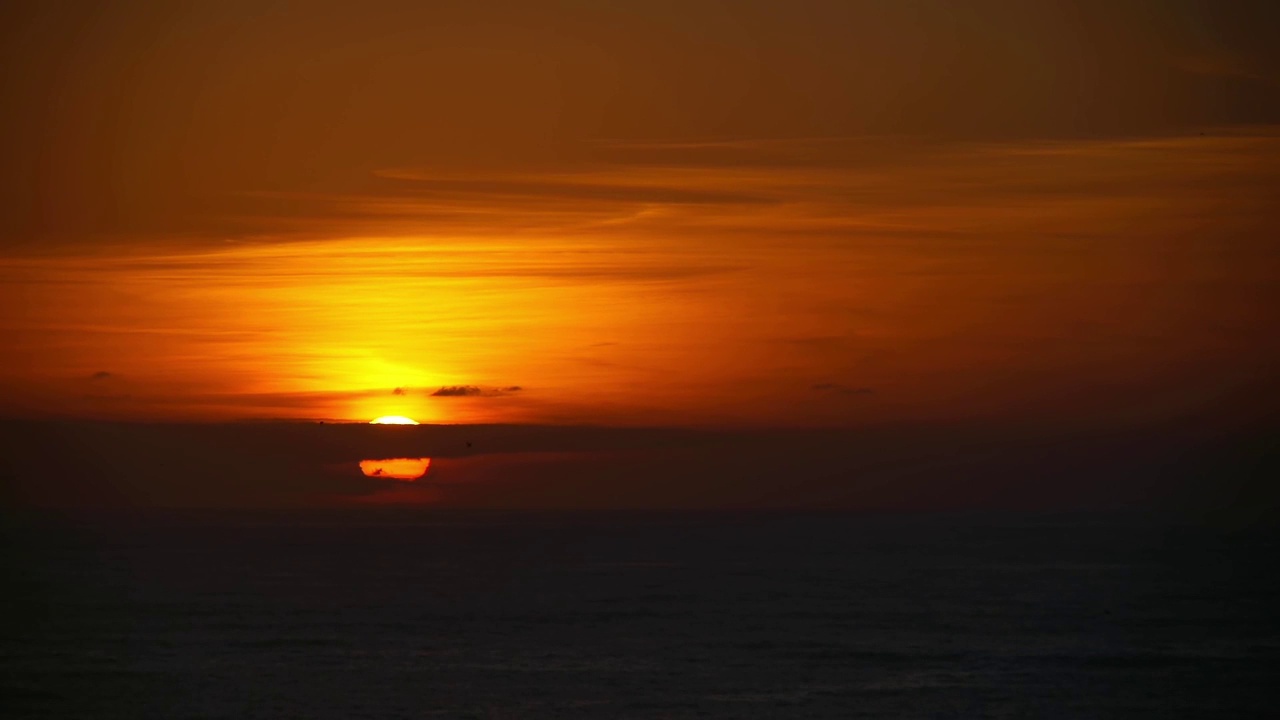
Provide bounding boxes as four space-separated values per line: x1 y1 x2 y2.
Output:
181 130 1280 247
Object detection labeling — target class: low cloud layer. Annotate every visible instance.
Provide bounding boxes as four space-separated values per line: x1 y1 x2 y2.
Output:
0 416 1274 524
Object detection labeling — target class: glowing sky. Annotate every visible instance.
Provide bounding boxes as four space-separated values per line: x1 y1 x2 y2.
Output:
0 1 1277 430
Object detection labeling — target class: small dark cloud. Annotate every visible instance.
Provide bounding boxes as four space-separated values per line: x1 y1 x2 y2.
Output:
812 383 874 397
89 371 115 381
392 387 405 395
431 385 523 397
431 385 484 397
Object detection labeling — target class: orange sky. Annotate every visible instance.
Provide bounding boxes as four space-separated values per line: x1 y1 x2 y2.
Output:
1 1 1277 430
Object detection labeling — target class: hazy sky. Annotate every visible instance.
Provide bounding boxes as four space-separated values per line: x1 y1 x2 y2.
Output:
0 1 1277 510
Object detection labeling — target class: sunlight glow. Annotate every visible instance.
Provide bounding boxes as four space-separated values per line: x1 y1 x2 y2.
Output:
359 457 431 480
370 415 419 425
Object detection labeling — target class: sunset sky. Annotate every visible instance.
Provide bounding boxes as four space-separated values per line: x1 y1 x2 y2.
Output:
1 1 1276 510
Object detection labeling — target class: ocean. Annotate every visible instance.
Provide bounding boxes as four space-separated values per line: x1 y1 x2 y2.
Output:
3 511 1277 718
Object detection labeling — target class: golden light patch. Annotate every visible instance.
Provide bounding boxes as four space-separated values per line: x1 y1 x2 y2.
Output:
359 457 432 480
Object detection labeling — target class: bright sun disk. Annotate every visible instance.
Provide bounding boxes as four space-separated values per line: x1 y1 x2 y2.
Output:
370 415 419 425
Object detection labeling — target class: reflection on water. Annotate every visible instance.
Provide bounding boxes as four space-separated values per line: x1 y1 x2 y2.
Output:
359 457 431 480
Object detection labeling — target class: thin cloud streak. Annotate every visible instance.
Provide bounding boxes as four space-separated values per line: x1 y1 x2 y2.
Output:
200 131 1280 245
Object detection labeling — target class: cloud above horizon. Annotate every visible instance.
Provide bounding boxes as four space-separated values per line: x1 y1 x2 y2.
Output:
431 385 523 398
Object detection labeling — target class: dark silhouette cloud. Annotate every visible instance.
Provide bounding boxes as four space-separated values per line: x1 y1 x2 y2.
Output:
392 387 405 395
89 371 115 381
432 386 483 397
431 385 522 397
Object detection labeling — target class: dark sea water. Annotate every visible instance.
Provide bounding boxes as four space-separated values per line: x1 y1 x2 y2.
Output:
3 511 1277 719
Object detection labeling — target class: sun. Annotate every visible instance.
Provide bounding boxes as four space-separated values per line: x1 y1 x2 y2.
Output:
370 415 419 425
360 457 431 480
